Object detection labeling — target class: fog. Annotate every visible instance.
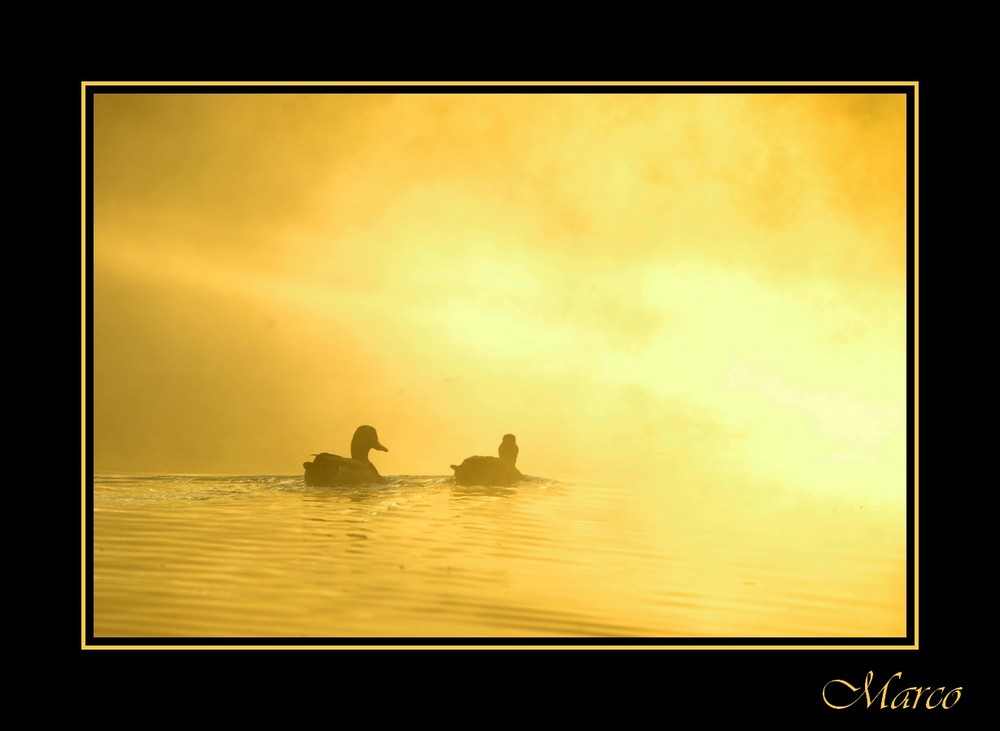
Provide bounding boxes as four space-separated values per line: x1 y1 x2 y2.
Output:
91 91 907 505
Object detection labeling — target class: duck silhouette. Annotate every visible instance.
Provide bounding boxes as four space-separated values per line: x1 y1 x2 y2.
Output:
304 425 388 486
451 434 524 486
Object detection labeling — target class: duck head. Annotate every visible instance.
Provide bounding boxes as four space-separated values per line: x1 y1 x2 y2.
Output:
351 425 388 461
498 433 519 466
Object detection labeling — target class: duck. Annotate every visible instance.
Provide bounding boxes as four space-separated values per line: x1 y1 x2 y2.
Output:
304 425 388 486
451 433 524 486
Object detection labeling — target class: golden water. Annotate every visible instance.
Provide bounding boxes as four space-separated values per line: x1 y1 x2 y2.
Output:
91 474 905 640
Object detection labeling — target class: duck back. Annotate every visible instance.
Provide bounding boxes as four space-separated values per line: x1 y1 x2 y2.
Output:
450 456 523 486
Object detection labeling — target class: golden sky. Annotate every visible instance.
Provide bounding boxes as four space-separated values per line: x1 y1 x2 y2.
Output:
91 89 908 503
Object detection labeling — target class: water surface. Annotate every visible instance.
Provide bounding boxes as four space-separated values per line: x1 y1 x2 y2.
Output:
91 473 905 640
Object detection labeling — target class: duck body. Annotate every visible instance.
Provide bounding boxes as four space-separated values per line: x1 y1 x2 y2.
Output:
304 425 388 486
450 456 523 486
304 454 385 486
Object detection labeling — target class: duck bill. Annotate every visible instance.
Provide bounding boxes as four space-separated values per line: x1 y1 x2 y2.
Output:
374 441 388 452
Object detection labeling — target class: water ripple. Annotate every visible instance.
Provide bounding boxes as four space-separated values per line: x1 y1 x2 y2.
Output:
91 474 906 639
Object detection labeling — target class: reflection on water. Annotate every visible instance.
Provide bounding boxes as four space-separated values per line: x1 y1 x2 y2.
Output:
91 473 906 640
